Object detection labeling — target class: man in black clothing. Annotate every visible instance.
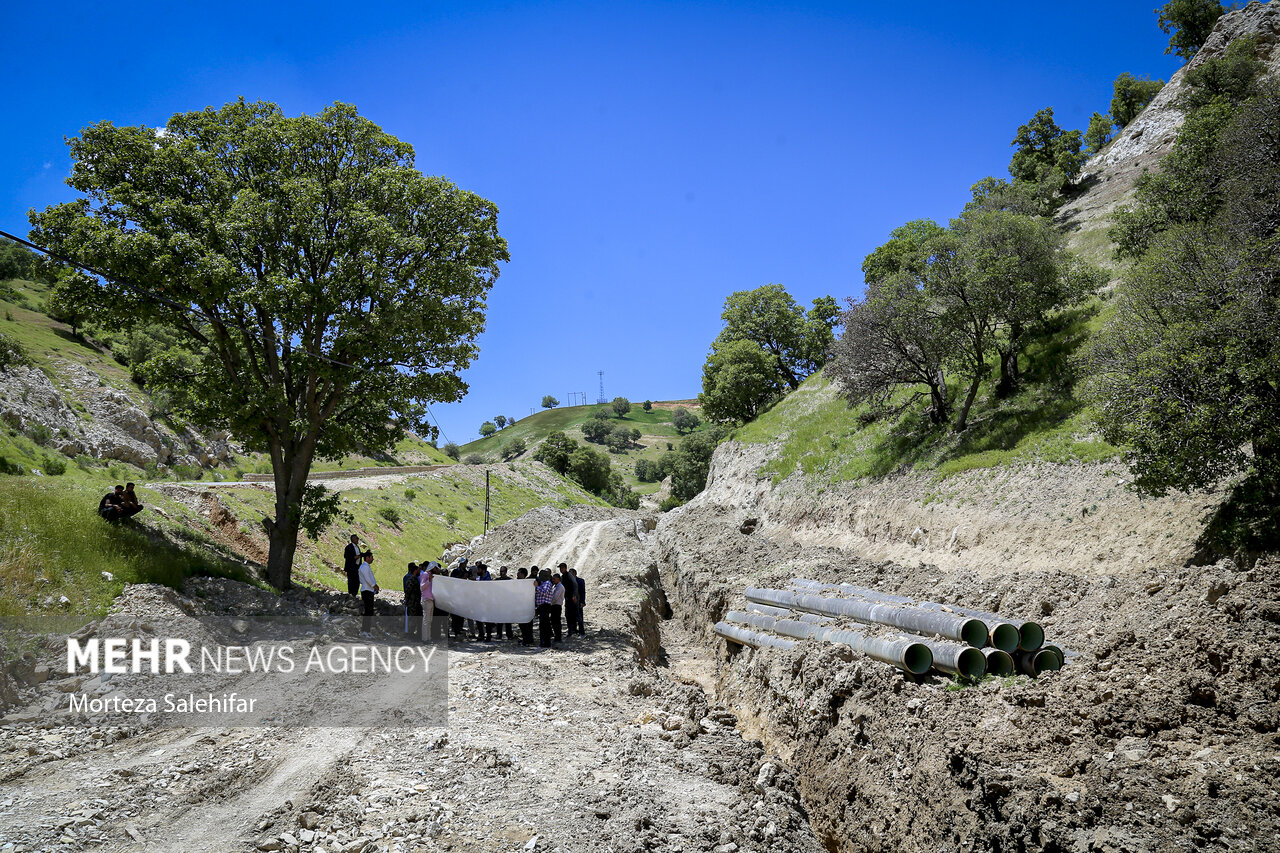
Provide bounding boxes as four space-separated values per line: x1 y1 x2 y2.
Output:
120 483 145 519
571 568 587 634
403 562 422 639
97 485 126 522
343 535 362 597
449 560 470 639
559 562 580 636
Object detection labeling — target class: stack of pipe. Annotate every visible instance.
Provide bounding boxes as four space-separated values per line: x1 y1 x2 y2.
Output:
713 580 1066 680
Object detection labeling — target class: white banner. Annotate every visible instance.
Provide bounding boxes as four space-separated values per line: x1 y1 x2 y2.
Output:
431 576 535 624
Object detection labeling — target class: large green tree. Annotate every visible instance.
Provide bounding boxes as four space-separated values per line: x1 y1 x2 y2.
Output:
1157 0 1225 61
1008 107 1086 190
1110 73 1164 128
698 339 785 424
710 283 838 390
30 100 508 589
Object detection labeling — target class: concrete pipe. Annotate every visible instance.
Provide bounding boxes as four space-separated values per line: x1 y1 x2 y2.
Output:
916 638 987 679
982 647 1015 677
727 612 931 674
1040 644 1067 668
746 587 989 648
714 621 797 650
1014 648 1062 677
920 602 1042 652
745 602 793 618
791 580 1022 653
790 579 915 605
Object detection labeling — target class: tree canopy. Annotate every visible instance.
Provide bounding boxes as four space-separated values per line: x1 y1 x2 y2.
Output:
29 99 508 589
711 284 839 391
1110 73 1164 128
541 395 559 408
1157 0 1225 61
1008 107 1086 189
1087 83 1280 520
699 339 784 424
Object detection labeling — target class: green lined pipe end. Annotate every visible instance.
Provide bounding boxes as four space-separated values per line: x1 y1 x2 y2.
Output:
956 647 987 680
902 643 933 675
960 618 989 648
990 623 1020 653
1018 622 1045 652
983 649 1015 677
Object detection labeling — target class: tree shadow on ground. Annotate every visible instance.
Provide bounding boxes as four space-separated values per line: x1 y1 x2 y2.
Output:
1192 472 1280 568
861 302 1100 477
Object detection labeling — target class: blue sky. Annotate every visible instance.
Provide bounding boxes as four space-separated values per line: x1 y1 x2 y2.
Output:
1 2 1184 445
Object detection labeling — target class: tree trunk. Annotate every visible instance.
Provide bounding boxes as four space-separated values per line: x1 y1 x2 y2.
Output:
264 437 318 590
266 515 301 591
954 374 982 433
928 368 950 425
996 347 1017 398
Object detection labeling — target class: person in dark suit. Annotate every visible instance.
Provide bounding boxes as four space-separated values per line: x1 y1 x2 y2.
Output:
571 568 587 634
343 535 362 597
98 485 126 522
559 562 580 636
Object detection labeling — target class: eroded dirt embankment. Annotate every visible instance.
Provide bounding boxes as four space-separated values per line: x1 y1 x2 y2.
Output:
655 439 1280 853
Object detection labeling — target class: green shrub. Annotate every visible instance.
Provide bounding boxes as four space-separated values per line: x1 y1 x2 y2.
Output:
659 496 684 512
25 422 53 446
42 455 67 476
171 464 203 481
0 456 24 475
463 453 484 465
444 510 459 527
403 488 417 501
378 506 401 526
0 330 28 369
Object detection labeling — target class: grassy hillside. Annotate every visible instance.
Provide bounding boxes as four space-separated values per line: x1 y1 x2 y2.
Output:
0 461 605 644
461 400 704 494
735 300 1119 486
0 277 452 482
209 462 606 589
0 478 255 639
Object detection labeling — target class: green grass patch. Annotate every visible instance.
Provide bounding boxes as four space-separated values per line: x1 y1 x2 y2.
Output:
212 463 606 590
737 301 1120 485
0 478 252 638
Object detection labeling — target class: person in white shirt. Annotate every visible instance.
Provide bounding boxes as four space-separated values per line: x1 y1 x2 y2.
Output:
358 551 380 638
549 573 566 645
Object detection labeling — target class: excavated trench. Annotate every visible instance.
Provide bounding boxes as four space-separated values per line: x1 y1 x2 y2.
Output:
652 491 1280 853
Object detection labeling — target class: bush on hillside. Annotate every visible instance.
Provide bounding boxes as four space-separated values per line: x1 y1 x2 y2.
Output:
1110 74 1164 128
611 397 631 417
463 453 484 465
442 442 461 460
532 431 579 474
671 407 700 434
378 506 402 527
0 331 29 371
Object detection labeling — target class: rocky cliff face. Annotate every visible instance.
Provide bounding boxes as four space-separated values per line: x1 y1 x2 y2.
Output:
0 359 235 470
1059 0 1280 268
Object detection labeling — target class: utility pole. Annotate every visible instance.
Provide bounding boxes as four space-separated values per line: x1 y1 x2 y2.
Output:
484 469 491 536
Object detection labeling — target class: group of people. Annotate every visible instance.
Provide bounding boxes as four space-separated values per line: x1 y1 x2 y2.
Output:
342 534 588 648
97 483 145 522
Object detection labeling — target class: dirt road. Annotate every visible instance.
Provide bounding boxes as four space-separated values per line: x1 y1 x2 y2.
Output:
0 509 822 853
